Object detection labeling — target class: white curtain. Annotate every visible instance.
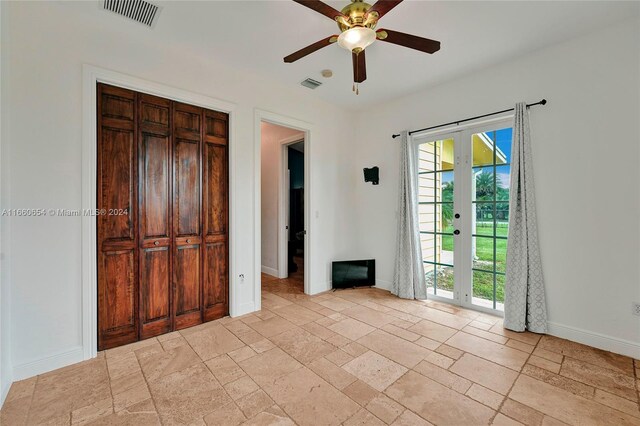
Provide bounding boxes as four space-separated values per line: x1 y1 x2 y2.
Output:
392 131 427 300
504 103 548 333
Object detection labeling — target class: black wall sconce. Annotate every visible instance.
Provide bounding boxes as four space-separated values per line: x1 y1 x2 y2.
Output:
363 167 379 185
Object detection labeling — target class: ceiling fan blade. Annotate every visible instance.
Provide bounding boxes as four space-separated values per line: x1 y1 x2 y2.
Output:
366 0 403 19
292 0 347 21
377 29 440 54
353 50 367 83
284 36 338 63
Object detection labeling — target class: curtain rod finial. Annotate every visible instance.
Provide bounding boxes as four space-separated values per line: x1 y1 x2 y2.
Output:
540 99 547 105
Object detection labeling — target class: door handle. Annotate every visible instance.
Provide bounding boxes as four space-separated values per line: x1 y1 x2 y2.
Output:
454 230 460 235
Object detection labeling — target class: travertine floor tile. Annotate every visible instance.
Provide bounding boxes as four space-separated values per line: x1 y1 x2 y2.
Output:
113 382 150 412
139 344 201 382
492 413 525 426
499 398 545 426
308 357 358 389
357 329 429 368
183 324 245 361
238 347 303 386
342 305 396 328
390 410 434 426
343 351 408 391
521 364 595 399
203 401 246 426
385 370 495 425
28 358 111 424
5 377 37 403
343 379 380 406
272 303 322 325
446 331 529 370
205 354 246 385
269 327 337 364
248 316 298 338
435 344 464 360
366 394 404 424
240 410 295 426
224 376 260 401
235 389 274 418
450 353 519 394
262 368 360 426
4 274 637 426
147 363 231 424
527 355 561 374
509 374 639 426
560 357 637 400
344 408 386 426
466 383 505 410
538 335 633 374
329 318 376 341
413 360 472 394
408 319 458 342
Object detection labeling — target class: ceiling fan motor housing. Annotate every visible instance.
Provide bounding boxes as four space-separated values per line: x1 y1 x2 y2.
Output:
337 0 378 32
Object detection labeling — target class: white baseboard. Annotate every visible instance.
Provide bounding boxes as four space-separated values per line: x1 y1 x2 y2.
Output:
309 281 332 295
1 375 11 408
261 265 278 277
12 346 84 382
546 321 640 359
375 279 392 291
234 301 257 317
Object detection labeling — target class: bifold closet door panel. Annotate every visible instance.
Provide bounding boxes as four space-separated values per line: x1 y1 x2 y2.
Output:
203 110 229 321
97 83 139 350
138 94 173 339
173 102 203 330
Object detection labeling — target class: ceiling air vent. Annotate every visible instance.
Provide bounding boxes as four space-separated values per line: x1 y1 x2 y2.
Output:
103 0 161 28
300 78 322 90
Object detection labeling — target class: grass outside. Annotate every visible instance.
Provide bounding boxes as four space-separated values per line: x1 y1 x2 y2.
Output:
426 222 508 303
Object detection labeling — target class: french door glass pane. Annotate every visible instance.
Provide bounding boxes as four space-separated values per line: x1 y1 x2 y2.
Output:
472 270 495 306
418 139 455 299
470 127 512 311
473 236 494 272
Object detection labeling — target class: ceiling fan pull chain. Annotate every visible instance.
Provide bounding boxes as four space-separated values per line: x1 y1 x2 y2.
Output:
352 82 356 92
356 83 360 95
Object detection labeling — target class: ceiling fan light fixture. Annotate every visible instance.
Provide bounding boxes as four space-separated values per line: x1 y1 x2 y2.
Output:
337 27 376 53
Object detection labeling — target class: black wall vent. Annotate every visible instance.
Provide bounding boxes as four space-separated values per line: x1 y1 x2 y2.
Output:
103 0 161 27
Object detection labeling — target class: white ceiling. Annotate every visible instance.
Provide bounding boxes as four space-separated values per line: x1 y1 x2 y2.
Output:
65 1 638 109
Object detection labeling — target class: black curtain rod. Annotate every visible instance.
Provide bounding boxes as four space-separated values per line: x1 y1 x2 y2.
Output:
391 99 547 139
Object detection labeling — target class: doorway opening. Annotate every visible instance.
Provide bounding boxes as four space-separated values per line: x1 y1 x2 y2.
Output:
260 121 306 295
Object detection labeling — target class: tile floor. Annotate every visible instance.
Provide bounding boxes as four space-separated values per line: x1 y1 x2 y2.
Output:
1 271 639 425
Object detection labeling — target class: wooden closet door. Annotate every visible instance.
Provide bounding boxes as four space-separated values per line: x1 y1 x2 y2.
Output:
202 110 229 321
97 84 139 350
138 94 173 339
172 102 203 330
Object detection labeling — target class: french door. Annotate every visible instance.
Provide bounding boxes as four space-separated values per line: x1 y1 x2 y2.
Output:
416 120 512 313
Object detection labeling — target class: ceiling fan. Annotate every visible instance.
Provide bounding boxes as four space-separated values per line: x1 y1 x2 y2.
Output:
284 0 441 94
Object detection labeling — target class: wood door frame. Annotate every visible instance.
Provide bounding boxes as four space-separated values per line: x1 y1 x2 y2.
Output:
82 65 237 360
255 110 314 298
278 134 305 279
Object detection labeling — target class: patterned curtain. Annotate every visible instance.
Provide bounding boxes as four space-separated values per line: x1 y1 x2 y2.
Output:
392 131 427 300
504 103 548 333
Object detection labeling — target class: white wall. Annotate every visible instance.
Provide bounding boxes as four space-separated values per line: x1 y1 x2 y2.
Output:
261 122 304 276
0 0 357 393
0 0 13 404
349 19 640 357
